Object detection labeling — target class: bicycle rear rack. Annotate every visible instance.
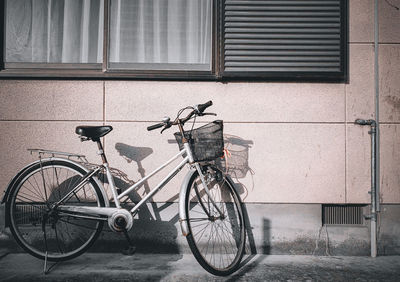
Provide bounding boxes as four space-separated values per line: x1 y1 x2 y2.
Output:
28 148 89 163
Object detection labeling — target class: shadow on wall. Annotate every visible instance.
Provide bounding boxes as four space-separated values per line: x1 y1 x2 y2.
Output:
219 134 257 256
263 218 271 254
226 218 269 281
95 142 179 253
97 137 257 256
168 133 255 198
88 142 179 279
215 134 255 200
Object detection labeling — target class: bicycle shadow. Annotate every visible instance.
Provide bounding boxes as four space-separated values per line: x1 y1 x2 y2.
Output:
215 134 255 200
115 143 162 221
226 218 271 281
216 135 260 273
101 138 258 271
39 136 259 276
94 143 179 254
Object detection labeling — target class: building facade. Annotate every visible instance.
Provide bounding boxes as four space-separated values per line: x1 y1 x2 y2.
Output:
0 0 399 255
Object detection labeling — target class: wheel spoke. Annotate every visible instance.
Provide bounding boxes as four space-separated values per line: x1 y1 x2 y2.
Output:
27 176 47 201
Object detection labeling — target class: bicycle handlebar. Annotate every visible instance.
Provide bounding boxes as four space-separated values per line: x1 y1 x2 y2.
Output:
197 100 213 114
147 123 164 131
147 100 216 133
147 101 214 133
180 100 213 124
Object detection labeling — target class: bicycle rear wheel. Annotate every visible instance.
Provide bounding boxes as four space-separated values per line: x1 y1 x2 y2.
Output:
7 160 105 261
185 166 245 276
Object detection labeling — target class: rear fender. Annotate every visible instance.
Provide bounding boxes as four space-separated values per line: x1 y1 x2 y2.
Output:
1 162 37 204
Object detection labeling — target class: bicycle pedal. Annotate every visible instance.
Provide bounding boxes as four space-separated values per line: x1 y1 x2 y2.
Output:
121 245 136 256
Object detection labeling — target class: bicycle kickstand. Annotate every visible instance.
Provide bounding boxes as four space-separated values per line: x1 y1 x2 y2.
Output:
121 228 136 256
43 251 60 275
42 214 60 275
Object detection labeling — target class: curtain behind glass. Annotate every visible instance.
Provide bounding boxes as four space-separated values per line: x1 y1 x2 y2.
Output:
5 0 104 63
109 0 212 70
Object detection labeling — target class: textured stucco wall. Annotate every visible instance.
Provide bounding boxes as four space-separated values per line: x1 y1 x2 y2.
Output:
0 0 399 205
1 202 399 256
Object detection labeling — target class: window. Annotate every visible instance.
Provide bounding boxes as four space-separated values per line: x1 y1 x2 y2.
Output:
109 0 212 71
0 0 348 81
5 0 103 67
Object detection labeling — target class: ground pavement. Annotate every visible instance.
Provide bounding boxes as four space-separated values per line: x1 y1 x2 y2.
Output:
0 251 399 281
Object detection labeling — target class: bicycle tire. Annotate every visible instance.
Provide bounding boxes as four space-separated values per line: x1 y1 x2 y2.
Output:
7 160 105 261
185 165 246 276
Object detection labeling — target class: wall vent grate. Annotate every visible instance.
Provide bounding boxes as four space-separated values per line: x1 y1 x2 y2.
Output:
322 204 365 225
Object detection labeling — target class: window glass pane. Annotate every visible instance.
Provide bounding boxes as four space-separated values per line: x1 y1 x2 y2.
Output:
109 0 212 71
5 0 104 63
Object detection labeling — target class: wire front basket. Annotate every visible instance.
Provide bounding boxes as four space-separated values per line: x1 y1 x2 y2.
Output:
174 120 224 162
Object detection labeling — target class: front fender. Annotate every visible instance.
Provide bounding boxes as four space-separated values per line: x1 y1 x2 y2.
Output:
2 157 109 227
177 166 240 237
178 168 197 237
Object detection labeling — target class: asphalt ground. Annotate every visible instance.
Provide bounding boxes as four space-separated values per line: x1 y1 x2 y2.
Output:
0 252 399 281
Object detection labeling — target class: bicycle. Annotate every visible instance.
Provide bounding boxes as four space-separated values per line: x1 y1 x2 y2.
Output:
1 101 246 276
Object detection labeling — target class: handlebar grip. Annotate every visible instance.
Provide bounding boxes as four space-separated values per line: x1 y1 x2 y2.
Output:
197 100 213 113
147 123 164 131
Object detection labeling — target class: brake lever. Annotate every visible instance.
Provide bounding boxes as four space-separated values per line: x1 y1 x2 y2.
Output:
160 123 172 134
202 113 217 116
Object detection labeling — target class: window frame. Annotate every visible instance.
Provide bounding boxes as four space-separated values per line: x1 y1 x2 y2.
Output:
0 0 348 82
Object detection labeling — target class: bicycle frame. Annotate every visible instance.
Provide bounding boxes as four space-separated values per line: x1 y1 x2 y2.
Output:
56 142 222 223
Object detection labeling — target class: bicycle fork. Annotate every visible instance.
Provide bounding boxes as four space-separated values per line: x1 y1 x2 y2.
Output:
179 151 225 236
183 139 223 214
193 162 224 217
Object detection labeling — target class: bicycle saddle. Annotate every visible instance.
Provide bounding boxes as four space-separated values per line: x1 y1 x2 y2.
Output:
75 125 113 141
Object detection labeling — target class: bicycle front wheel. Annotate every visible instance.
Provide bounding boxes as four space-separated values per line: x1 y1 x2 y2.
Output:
185 166 246 276
7 160 105 261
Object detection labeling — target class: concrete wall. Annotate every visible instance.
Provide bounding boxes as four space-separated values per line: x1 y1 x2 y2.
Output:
0 0 400 254
1 1 399 204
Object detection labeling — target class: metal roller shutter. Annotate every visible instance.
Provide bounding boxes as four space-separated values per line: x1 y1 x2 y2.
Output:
221 0 347 80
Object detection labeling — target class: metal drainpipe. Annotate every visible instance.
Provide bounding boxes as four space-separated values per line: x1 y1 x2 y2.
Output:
354 119 377 257
353 0 380 258
373 0 381 257
374 0 381 216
